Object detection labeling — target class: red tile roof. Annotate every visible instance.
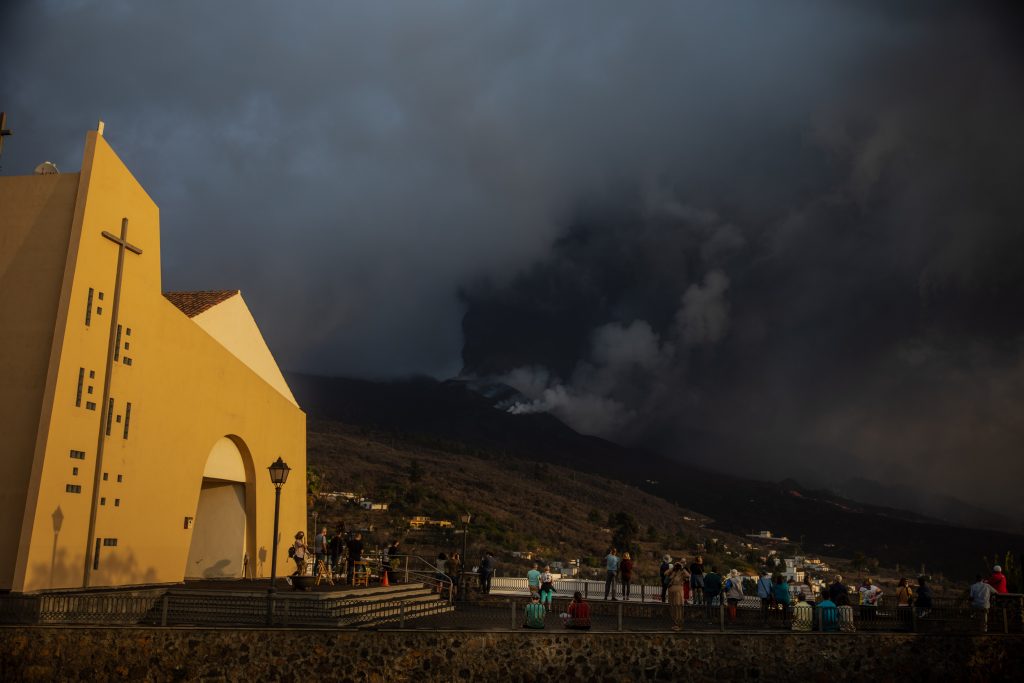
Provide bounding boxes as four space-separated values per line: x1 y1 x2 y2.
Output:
163 290 239 318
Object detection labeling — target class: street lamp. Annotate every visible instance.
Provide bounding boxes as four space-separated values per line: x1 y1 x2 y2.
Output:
459 512 472 597
267 457 291 592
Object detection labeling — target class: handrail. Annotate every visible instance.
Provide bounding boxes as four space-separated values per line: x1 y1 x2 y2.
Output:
383 554 455 604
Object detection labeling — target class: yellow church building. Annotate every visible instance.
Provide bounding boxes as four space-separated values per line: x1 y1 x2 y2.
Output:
0 128 306 593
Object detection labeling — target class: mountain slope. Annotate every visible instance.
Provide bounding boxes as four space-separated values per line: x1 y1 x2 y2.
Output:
289 372 1024 580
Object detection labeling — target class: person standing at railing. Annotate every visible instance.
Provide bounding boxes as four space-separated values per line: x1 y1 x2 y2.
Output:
757 569 774 623
540 565 556 611
916 575 933 618
772 575 792 621
859 578 883 611
329 530 345 577
346 533 364 585
969 574 997 633
445 553 461 600
313 527 328 575
896 577 913 606
604 549 620 601
620 553 634 601
527 562 542 599
986 565 1008 594
724 570 745 623
479 551 494 595
690 556 705 605
665 562 690 631
386 540 401 585
659 555 672 603
704 566 723 619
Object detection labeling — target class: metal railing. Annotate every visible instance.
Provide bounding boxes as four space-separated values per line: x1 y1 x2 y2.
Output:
0 590 1019 634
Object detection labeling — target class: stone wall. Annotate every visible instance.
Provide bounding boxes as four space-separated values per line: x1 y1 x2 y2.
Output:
1 627 1021 682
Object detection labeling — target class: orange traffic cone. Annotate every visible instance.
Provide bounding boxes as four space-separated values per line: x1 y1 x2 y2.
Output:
381 568 389 586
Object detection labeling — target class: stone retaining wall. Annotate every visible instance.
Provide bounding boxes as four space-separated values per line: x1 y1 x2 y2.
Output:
1 627 1021 682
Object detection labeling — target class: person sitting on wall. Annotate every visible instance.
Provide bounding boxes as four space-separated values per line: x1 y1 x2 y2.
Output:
561 591 592 629
814 594 839 632
523 594 546 629
792 591 812 631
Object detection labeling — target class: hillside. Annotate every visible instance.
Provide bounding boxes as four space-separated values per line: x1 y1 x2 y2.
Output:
290 372 1024 582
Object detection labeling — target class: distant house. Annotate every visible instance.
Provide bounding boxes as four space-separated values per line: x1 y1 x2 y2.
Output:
408 516 452 529
747 530 789 542
359 501 388 511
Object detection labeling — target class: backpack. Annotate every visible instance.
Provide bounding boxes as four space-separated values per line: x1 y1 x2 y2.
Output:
288 546 296 558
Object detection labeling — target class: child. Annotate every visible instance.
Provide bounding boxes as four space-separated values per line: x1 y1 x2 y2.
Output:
539 565 556 610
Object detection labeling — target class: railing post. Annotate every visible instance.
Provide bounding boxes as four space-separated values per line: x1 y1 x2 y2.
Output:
584 582 588 599
911 607 917 633
617 601 623 631
641 583 645 603
719 599 725 632
400 603 406 629
816 606 823 632
510 599 517 629
405 556 409 584
282 596 290 627
1004 608 1009 634
161 594 169 627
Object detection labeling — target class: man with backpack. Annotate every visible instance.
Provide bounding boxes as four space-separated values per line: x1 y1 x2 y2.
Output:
703 566 723 619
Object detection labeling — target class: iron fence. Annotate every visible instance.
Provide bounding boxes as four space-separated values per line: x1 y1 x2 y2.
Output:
0 590 1019 634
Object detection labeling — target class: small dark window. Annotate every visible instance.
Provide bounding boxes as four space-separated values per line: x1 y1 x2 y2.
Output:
117 474 123 482
100 497 106 505
96 306 103 315
115 414 122 423
103 538 117 547
124 342 130 350
123 402 132 439
89 370 95 379
126 327 131 336
85 401 96 411
105 398 114 436
87 385 93 394
103 472 108 481
72 467 79 475
98 291 104 301
76 368 84 407
70 450 85 460
85 288 94 325
66 484 81 494
114 499 120 507
114 325 122 361
123 357 133 366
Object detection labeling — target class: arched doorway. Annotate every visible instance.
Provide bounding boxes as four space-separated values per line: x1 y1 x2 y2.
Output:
184 437 251 579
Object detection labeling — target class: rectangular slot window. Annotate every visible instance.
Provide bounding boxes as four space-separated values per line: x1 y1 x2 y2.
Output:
103 472 108 481
123 403 132 439
123 357 133 366
72 467 79 476
117 474 123 482
103 538 118 547
65 484 81 493
76 368 84 407
114 325 122 361
70 450 86 459
96 306 103 315
124 342 130 350
105 398 114 436
114 499 120 507
98 291 104 301
85 288 94 326
89 370 95 379
126 327 131 336
85 401 96 411
93 538 101 570
100 497 106 505
87 385 93 394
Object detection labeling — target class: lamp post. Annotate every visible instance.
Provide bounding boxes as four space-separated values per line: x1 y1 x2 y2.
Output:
267 457 291 593
460 512 471 599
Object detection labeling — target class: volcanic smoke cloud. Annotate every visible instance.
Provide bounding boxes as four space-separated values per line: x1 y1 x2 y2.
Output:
2 1 1023 516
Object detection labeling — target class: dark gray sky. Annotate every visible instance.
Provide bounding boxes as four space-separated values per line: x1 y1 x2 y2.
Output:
3 1 1023 517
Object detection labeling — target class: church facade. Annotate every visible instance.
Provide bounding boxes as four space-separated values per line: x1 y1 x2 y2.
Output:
0 129 306 593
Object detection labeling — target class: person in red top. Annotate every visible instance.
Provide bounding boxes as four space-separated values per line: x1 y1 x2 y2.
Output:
986 565 1008 594
561 591 591 630
620 552 634 601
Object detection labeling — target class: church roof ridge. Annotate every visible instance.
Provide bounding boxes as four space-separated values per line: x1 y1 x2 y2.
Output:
163 290 240 318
